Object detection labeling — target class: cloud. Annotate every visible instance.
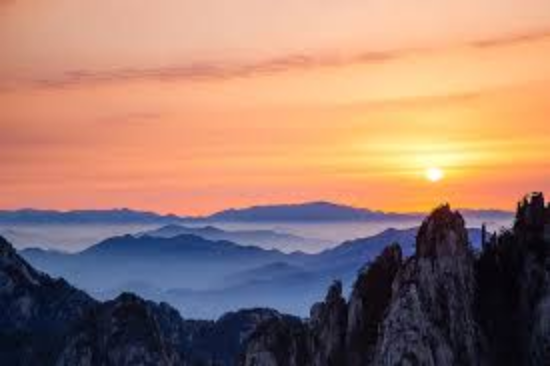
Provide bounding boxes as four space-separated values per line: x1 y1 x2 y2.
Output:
2 29 550 91
24 50 406 90
469 28 550 49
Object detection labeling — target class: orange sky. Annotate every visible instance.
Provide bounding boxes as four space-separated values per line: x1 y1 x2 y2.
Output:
1 0 550 215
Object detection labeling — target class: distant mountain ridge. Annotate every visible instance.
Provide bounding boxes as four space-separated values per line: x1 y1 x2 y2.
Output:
139 224 331 251
207 201 413 222
0 203 514 224
0 208 182 224
20 225 483 318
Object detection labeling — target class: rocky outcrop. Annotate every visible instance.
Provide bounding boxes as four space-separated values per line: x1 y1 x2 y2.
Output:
241 244 404 366
346 244 402 366
373 205 483 366
477 193 550 366
309 280 348 366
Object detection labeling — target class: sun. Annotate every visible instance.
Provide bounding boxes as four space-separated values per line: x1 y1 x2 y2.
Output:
426 167 444 182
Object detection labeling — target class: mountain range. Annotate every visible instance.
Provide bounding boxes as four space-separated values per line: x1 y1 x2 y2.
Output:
138 224 331 251
20 224 482 318
1 192 549 365
0 202 513 224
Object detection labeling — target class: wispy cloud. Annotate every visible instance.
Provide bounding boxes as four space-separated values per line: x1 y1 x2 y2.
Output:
3 29 550 91
469 28 550 48
24 50 406 90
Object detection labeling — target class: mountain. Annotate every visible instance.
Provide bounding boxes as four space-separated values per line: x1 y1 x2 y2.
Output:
0 235 297 366
20 225 483 318
0 204 513 227
21 234 296 292
0 236 96 365
207 201 416 222
206 201 513 223
140 224 331 251
0 208 182 225
240 193 550 366
2 192 548 365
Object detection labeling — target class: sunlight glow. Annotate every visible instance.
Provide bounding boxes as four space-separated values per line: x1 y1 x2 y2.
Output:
426 167 444 182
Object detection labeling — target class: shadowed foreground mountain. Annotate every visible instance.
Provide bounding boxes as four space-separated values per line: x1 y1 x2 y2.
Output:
0 193 549 365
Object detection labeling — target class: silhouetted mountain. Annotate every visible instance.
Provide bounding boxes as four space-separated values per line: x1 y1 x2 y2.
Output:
0 235 296 365
0 204 513 227
0 208 182 224
20 225 483 318
140 224 331 251
241 193 550 366
0 236 96 365
206 202 513 224
22 234 296 293
207 201 416 222
2 193 547 365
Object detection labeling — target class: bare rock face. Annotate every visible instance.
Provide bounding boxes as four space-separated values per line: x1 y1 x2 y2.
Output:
309 280 348 366
416 204 470 258
346 244 402 366
374 205 484 366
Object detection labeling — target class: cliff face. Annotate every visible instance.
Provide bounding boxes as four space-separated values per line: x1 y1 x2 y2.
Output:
242 194 550 366
374 205 483 366
309 280 348 366
477 192 550 366
346 244 402 366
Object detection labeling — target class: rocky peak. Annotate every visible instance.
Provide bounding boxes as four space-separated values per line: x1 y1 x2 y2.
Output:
514 193 550 253
416 204 469 258
309 280 348 366
325 280 343 304
515 192 546 230
374 205 482 366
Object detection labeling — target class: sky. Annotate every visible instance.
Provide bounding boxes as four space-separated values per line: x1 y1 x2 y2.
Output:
1 0 550 215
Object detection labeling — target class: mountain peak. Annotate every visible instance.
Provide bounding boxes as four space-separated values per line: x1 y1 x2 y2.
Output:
515 192 548 232
416 204 469 258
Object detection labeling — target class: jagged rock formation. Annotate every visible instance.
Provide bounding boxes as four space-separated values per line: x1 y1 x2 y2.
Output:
241 194 550 366
477 192 550 366
346 244 402 366
374 205 483 366
309 280 348 366
241 243 405 366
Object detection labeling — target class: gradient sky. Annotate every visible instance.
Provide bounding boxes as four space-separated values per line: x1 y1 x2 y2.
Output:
1 0 550 214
